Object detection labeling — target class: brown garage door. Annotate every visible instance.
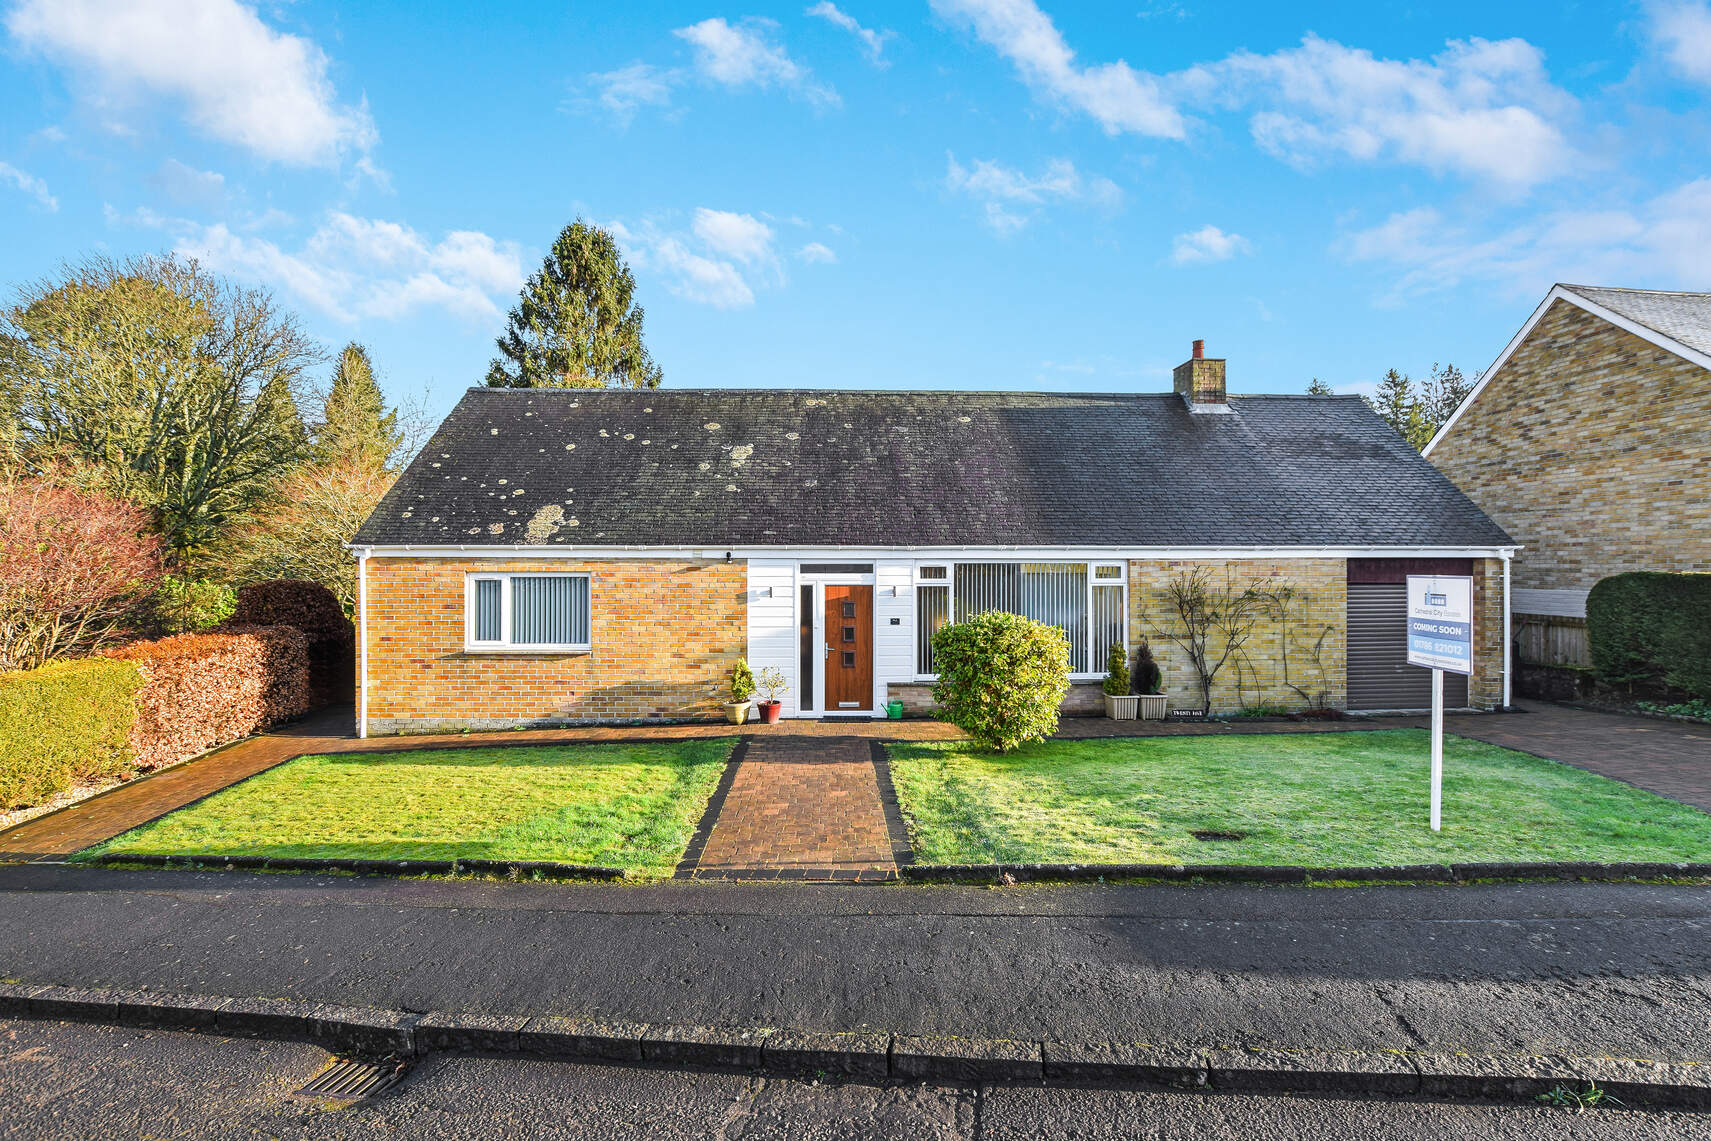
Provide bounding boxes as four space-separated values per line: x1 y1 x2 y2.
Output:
1347 582 1470 711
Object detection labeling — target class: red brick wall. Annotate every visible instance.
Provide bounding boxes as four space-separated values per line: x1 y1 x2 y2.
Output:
363 557 746 732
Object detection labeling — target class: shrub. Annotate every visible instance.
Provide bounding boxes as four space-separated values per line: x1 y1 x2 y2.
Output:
1102 642 1130 696
107 627 310 770
0 658 143 808
754 666 788 705
931 611 1071 752
1587 573 1711 699
152 575 237 633
1132 639 1163 695
730 657 755 702
0 480 164 671
226 579 354 708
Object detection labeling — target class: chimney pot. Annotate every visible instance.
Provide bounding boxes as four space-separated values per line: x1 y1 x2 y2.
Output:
1192 339 1204 360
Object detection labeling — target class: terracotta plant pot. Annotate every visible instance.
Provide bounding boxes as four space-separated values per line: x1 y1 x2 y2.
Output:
758 700 783 724
725 701 752 725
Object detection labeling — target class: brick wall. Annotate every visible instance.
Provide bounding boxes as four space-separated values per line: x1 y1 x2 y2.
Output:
1471 557 1505 709
1429 299 1711 592
363 557 745 732
1129 558 1349 716
886 681 1105 718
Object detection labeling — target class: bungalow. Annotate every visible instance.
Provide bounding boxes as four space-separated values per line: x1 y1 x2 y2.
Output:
350 343 1516 734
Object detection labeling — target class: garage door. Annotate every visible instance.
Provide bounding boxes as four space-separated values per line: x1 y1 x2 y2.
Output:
1347 582 1469 711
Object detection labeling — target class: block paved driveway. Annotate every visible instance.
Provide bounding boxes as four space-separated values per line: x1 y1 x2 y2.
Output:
4 697 1711 868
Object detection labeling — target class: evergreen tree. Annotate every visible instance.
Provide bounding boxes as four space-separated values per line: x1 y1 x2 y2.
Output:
1305 377 1334 395
486 219 663 389
313 343 401 469
1364 368 1432 451
1420 361 1475 432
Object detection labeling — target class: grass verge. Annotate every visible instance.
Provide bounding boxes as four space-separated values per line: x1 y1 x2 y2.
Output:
78 740 733 873
888 730 1711 866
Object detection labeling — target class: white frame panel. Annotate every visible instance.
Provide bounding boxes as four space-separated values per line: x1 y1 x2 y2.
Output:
463 571 592 653
912 559 1124 681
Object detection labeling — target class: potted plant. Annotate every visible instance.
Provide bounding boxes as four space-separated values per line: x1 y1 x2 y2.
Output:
1103 642 1139 719
1132 639 1169 720
726 658 755 724
754 666 788 724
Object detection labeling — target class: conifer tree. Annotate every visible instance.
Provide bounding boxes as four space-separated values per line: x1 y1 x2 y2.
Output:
313 343 400 469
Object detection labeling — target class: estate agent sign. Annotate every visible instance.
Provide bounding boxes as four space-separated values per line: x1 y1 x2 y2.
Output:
1406 574 1474 832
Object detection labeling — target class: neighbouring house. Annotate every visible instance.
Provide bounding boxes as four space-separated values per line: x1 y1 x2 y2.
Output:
1426 285 1711 673
350 342 1515 733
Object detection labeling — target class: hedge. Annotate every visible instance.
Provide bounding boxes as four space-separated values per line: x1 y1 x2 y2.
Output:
106 626 310 770
226 580 354 708
0 659 144 809
1587 572 1711 699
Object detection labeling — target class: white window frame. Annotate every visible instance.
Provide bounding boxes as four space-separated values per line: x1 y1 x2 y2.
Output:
465 571 592 653
913 560 1127 680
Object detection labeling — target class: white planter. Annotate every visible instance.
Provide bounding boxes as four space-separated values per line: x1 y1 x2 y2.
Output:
1137 694 1170 721
1104 694 1140 720
725 701 752 725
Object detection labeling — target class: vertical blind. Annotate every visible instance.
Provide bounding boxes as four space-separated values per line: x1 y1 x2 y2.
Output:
512 575 590 646
474 579 502 642
917 562 1117 675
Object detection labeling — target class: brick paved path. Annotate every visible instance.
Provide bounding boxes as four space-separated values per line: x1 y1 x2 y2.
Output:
683 737 904 881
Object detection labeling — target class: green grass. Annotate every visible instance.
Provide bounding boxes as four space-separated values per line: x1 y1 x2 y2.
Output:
888 730 1711 866
79 740 733 873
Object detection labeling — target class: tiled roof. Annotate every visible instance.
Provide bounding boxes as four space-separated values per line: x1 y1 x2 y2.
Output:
1561 285 1711 359
354 388 1514 549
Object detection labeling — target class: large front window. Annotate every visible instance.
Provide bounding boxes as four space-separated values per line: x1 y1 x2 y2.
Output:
915 562 1126 676
467 573 591 651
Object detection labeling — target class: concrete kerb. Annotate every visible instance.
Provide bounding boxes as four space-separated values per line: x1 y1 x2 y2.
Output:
4 982 1708 1108
80 852 627 881
899 861 1711 885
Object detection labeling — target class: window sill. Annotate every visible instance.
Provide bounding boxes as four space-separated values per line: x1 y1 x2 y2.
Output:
461 646 592 656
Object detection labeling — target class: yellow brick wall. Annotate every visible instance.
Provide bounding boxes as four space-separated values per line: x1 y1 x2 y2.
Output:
1128 558 1348 716
1429 299 1711 592
1471 557 1505 709
362 557 745 732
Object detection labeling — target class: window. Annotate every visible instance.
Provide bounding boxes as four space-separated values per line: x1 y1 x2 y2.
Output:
914 561 1126 677
466 573 591 651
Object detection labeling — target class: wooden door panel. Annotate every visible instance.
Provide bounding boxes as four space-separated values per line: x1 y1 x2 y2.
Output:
824 585 873 711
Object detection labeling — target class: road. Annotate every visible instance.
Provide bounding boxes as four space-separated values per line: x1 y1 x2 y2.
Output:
3 865 1710 1059
2 1018 1700 1140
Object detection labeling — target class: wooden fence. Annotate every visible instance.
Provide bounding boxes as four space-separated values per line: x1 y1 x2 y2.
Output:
1513 614 1591 668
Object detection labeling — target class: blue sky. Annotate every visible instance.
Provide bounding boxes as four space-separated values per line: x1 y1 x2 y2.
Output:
4 1 1711 420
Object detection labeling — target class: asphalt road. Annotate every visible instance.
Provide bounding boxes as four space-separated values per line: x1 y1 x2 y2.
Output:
3 1018 1702 1140
4 866 1710 1060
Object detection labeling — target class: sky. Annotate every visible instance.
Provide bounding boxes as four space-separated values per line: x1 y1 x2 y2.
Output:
3 1 1711 420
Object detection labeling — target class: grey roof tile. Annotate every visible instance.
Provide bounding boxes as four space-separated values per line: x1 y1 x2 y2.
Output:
1560 284 1711 358
354 388 1513 549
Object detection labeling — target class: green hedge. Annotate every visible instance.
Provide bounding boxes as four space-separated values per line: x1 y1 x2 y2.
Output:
1587 572 1711 698
931 611 1071 753
0 659 144 809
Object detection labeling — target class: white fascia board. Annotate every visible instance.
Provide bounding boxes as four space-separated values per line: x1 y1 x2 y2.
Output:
1424 284 1711 456
363 543 1520 560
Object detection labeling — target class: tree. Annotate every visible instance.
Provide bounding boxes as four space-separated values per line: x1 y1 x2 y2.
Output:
0 480 164 671
1364 368 1432 451
212 460 394 612
0 255 317 562
1305 377 1334 395
312 343 401 469
486 219 663 389
1420 361 1475 432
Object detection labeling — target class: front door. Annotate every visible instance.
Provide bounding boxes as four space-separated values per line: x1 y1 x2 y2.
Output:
824 585 873 712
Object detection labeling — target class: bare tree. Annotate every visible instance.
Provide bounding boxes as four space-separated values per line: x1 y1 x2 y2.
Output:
1148 567 1272 716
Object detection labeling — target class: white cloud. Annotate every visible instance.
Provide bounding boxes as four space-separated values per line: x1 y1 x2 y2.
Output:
930 0 1184 137
0 161 58 210
611 209 790 309
807 2 893 65
1184 34 1575 188
674 17 838 106
796 241 837 263
1340 179 1711 302
588 62 679 125
1651 2 1711 83
135 210 526 322
944 153 1121 234
5 0 376 167
1170 224 1252 265
149 158 225 208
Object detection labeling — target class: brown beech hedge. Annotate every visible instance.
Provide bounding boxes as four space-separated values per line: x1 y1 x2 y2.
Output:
106 626 310 770
227 580 354 708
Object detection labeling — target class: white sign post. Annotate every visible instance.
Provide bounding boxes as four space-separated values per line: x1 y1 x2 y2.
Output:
1406 575 1474 832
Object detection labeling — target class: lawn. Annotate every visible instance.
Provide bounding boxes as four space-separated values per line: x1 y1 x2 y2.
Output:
888 730 1711 866
80 740 733 873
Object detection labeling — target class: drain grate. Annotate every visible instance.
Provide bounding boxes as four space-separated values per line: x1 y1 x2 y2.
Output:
1191 829 1247 842
294 1058 406 1103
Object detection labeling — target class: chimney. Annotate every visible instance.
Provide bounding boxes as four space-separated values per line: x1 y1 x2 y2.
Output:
1173 339 1228 412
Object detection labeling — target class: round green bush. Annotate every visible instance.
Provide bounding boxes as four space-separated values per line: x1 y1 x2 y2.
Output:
931 611 1071 752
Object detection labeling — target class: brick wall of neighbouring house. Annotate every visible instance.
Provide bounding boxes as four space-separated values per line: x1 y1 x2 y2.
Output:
1429 298 1711 593
1129 558 1349 716
363 557 745 732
